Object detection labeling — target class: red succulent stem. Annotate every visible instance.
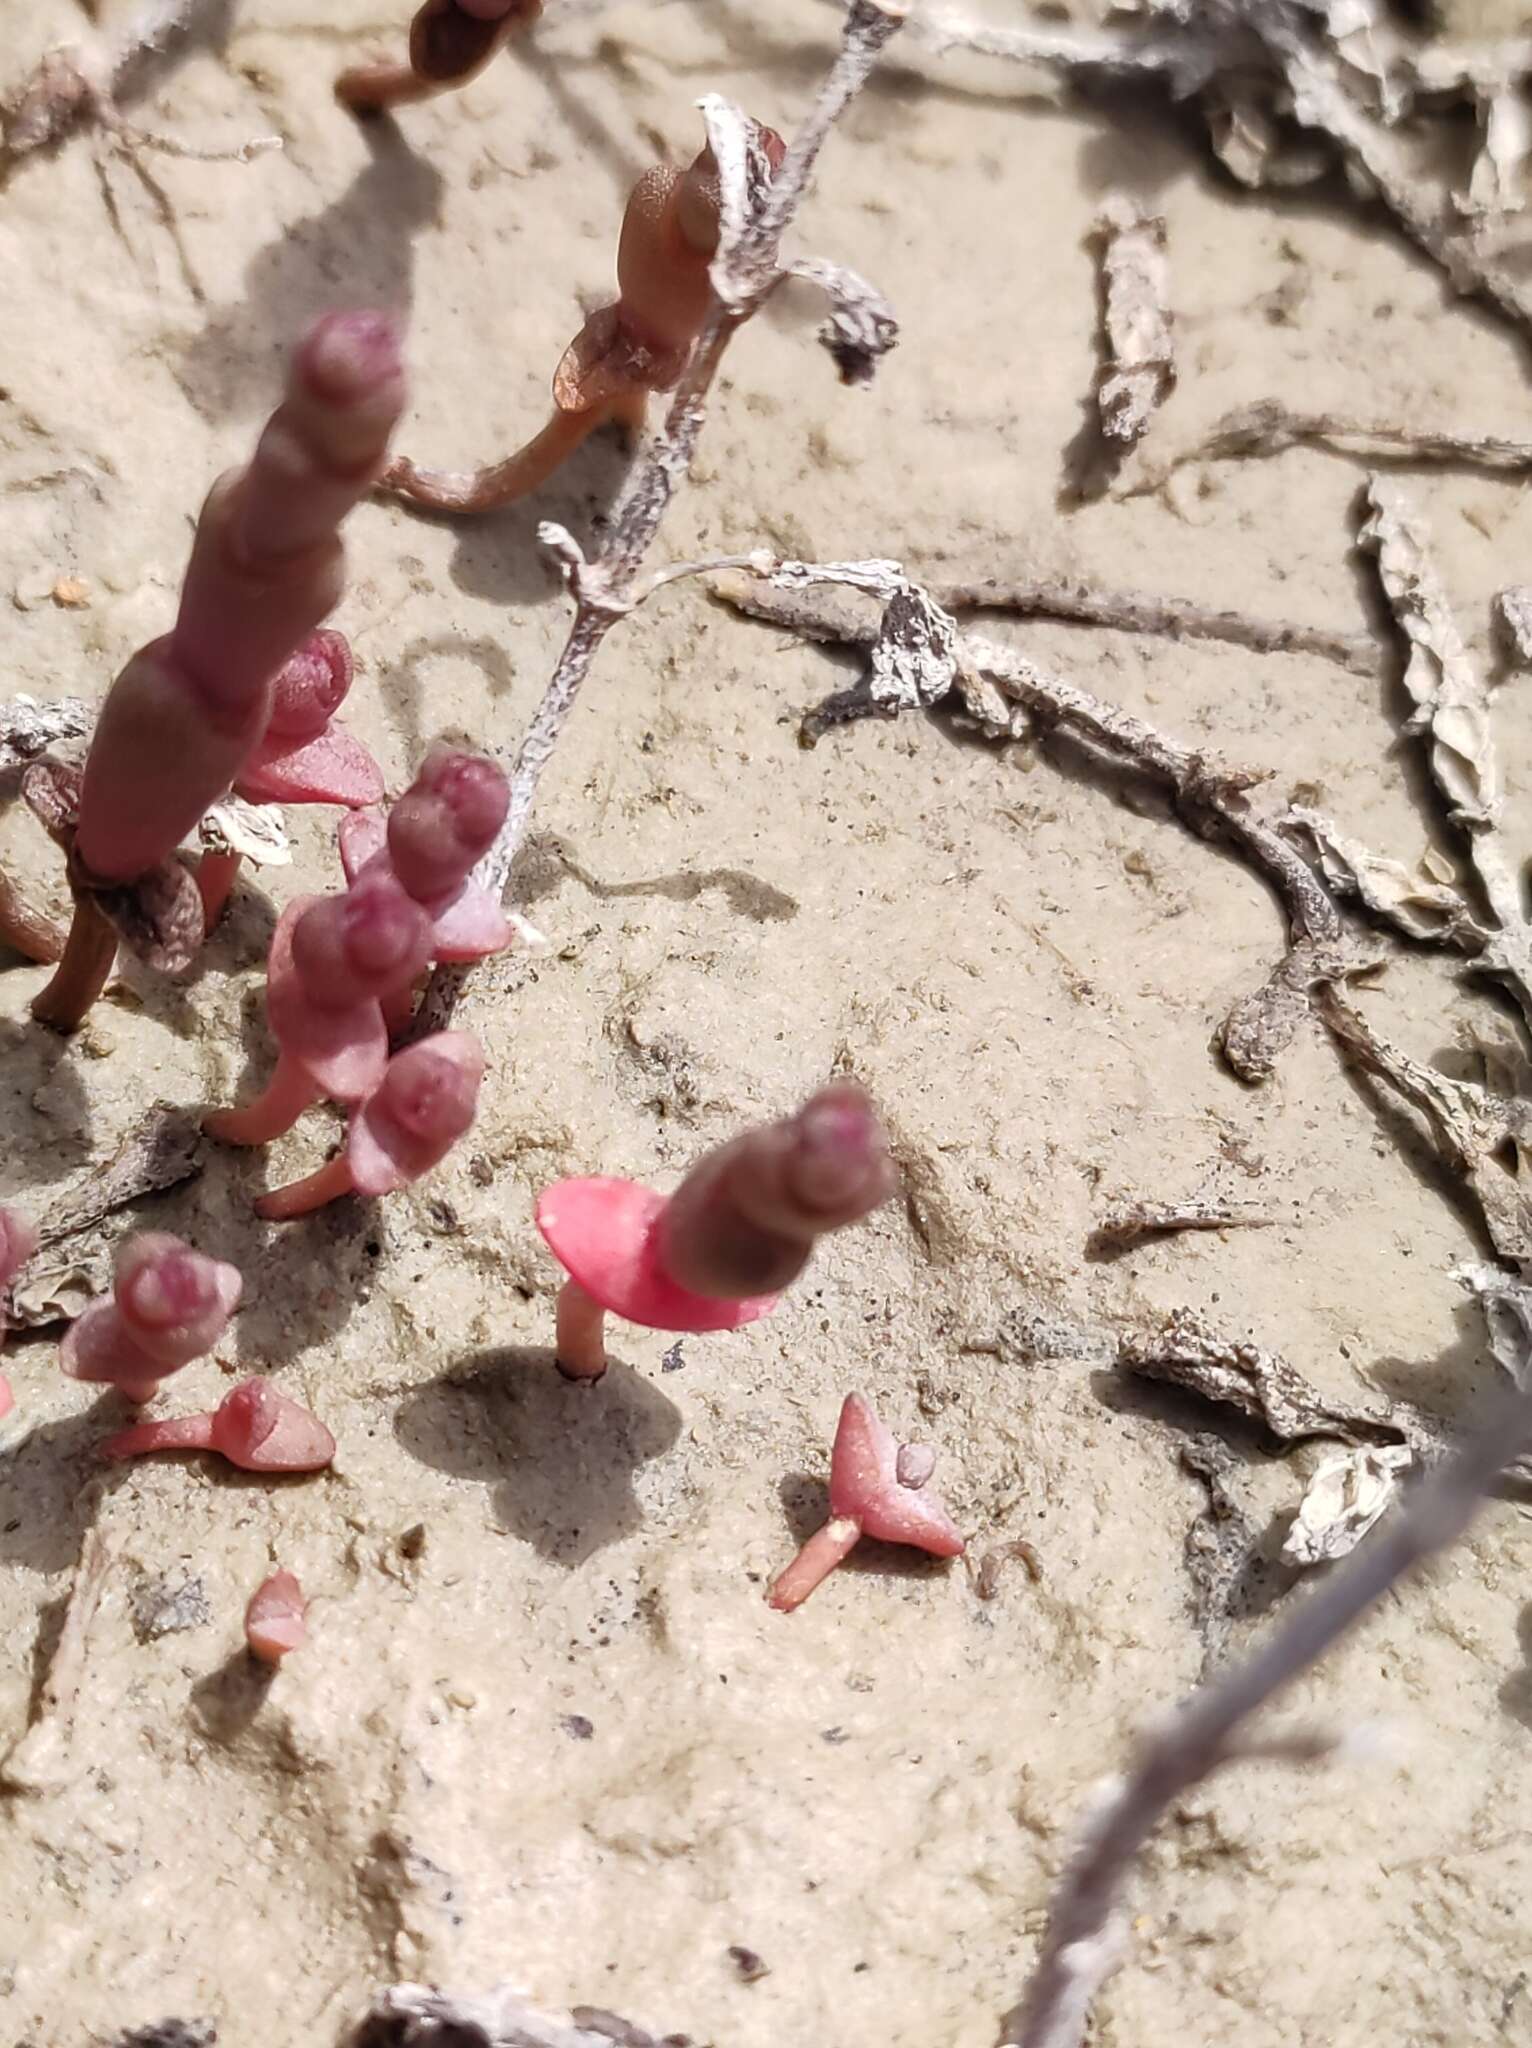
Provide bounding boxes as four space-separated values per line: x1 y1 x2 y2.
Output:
254 1152 357 1222
100 1411 217 1461
195 849 243 928
554 1278 608 1382
205 1050 321 1148
30 897 116 1032
768 1516 862 1613
379 407 603 516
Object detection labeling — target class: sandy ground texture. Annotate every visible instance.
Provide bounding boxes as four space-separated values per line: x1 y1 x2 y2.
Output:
4 2 1532 2045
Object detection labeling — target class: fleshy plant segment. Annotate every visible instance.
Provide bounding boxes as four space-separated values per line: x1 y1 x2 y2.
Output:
768 1393 965 1613
62 1232 242 1405
26 311 406 1032
100 1377 336 1472
0 1205 39 1424
245 1571 309 1664
253 1032 485 1221
335 0 542 115
381 123 785 515
535 1082 896 1381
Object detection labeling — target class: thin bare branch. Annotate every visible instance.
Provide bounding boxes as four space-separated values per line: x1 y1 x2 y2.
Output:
1132 400 1532 496
1089 1199 1273 1252
413 0 907 1036
1006 1297 1532 2048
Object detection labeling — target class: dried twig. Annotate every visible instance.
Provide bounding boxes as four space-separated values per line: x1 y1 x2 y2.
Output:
1 1525 117 1795
714 560 1355 1080
9 1107 208 1328
1089 1199 1273 1252
1131 400 1532 495
1006 1294 1532 2048
932 569 1375 673
1094 196 1174 446
413 0 907 1035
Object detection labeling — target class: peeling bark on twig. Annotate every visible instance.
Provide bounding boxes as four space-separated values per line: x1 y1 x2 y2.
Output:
1359 476 1532 1036
714 560 1356 1080
1094 196 1174 446
9 1107 208 1328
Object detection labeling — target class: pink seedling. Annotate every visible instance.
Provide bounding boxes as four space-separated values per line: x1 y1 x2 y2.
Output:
336 0 543 115
28 311 406 1032
253 1031 484 1221
340 745 513 975
768 1393 965 1613
535 1082 896 1382
198 629 384 928
381 123 785 514
100 1376 336 1472
245 1570 308 1664
204 870 435 1146
0 1204 39 1425
62 1232 241 1405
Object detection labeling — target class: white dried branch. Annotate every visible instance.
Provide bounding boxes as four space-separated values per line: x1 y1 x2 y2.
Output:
715 560 1354 1080
784 255 900 384
413 0 907 1037
1090 1198 1273 1249
1496 586 1532 667
1136 400 1532 490
353 1984 687 2048
198 796 290 866
1282 806 1484 950
0 695 92 777
1095 196 1174 445
1359 476 1532 1033
1006 1302 1532 2048
1 1527 117 1794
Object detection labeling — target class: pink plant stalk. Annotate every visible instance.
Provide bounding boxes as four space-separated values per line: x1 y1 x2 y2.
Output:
768 1393 965 1613
245 1570 308 1664
340 744 513 993
535 1082 896 1382
381 122 785 514
62 1232 241 1405
336 0 543 114
100 1376 336 1472
198 628 384 927
205 869 435 1146
0 1205 39 1425
29 311 406 1032
254 1031 484 1221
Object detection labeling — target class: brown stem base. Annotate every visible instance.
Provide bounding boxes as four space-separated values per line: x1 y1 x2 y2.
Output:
196 850 243 930
30 898 116 1031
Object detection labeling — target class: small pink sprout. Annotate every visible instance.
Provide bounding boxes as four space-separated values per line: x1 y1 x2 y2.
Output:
245 1569 308 1664
63 1232 242 1405
205 871 435 1146
253 1031 484 1221
768 1393 965 1614
0 1204 38 1427
0 1377 12 1424
535 1083 896 1382
199 629 384 927
100 1376 336 1472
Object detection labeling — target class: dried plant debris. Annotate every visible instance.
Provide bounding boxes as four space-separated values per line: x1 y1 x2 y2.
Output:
1459 1263 1532 1387
1134 400 1532 492
1359 477 1532 1033
1094 196 1174 446
1118 1306 1423 1451
0 694 91 778
1495 585 1532 667
2 1526 117 1794
1090 1197 1273 1252
1321 988 1532 1269
1178 1433 1269 1667
1282 807 1482 950
353 1984 691 2048
111 2022 217 2048
1280 1442 1415 1567
9 1107 208 1328
715 558 1356 1079
932 569 1376 673
198 796 290 868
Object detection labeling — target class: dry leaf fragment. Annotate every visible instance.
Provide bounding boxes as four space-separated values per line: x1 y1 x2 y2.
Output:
1095 196 1175 445
353 1984 690 2048
198 796 291 867
1280 1443 1414 1567
1090 1199 1273 1250
1283 805 1484 949
1495 586 1532 667
0 694 91 778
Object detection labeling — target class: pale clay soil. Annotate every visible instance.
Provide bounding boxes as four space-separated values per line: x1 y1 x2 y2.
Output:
3 2 1532 2045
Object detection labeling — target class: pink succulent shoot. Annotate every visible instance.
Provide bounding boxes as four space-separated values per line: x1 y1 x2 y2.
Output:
245 1569 308 1664
199 629 384 928
205 872 435 1147
0 1376 12 1424
341 798 543 981
0 1204 38 1425
535 1082 896 1384
385 746 514 963
31 312 406 1032
253 1031 484 1221
100 1376 336 1472
768 1393 965 1614
62 1232 242 1405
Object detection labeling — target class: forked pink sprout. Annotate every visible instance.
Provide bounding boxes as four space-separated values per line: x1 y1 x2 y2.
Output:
100 1376 336 1472
62 1232 242 1405
768 1393 965 1613
535 1082 896 1383
253 1031 484 1221
336 0 543 115
29 311 406 1032
198 628 384 928
245 1570 308 1664
204 870 435 1147
381 122 785 516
